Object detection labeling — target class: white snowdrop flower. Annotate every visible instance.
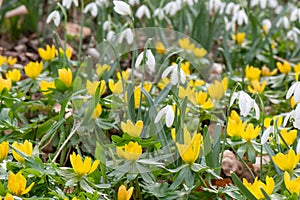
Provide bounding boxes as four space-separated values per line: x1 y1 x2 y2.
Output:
274 5 283 15
136 5 151 19
162 64 186 85
96 0 109 8
251 0 277 9
164 1 179 16
154 105 174 128
268 0 277 8
224 16 234 31
62 0 79 9
207 0 225 14
230 91 260 120
262 19 271 32
287 27 300 43
296 139 300 154
261 126 274 144
225 2 237 15
290 8 300 23
154 8 165 20
184 0 197 7
128 0 139 6
46 11 61 27
118 28 134 45
232 9 248 26
84 3 98 17
135 50 156 73
291 104 300 129
286 81 300 103
113 1 132 16
276 16 290 29
103 21 111 31
106 30 115 41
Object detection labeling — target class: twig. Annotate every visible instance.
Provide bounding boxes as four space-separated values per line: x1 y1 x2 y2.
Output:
273 55 296 67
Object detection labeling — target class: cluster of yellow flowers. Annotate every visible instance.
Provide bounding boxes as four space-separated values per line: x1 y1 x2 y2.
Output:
178 37 207 58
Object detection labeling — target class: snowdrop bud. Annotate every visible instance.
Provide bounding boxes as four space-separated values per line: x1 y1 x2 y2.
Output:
154 8 165 20
162 64 186 85
290 8 300 22
96 0 109 8
106 30 115 41
119 28 134 45
136 5 151 19
128 0 139 6
268 0 277 8
154 105 174 128
287 27 300 43
164 1 179 16
113 1 132 16
84 3 98 17
46 11 61 27
62 0 79 9
274 5 283 15
103 21 111 31
135 50 156 72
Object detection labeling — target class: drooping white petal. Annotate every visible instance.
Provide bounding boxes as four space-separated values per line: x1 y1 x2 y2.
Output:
136 5 151 19
293 83 300 103
84 3 98 17
296 139 300 154
135 52 144 69
171 66 179 85
154 8 164 20
253 101 260 120
260 0 267 9
146 50 155 72
283 111 292 127
154 106 167 123
161 66 173 78
261 126 273 144
165 105 174 127
179 68 186 84
113 0 131 16
229 92 238 107
106 30 115 41
62 0 72 9
46 11 61 27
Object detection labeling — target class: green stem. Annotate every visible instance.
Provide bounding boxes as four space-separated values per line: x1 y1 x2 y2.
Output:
77 0 85 64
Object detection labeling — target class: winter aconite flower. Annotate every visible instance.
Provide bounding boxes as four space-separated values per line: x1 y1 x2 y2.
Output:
245 65 261 81
117 141 142 161
121 120 143 137
96 64 111 76
156 42 166 55
241 123 261 142
277 61 291 74
58 47 72 59
40 81 55 95
91 104 102 119
86 80 106 96
70 152 100 176
8 171 34 196
118 185 134 200
272 149 300 172
12 140 33 163
176 127 202 164
284 171 300 196
58 68 72 88
24 61 43 79
193 48 207 58
243 176 274 199
232 32 246 45
38 45 56 61
248 80 267 94
6 69 21 82
0 141 9 162
117 69 130 81
280 128 297 146
208 77 228 100
178 38 195 50
261 65 277 76
109 79 123 94
227 110 246 139
195 91 214 109
0 78 12 92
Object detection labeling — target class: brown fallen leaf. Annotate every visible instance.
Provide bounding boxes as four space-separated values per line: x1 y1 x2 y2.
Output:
66 22 91 38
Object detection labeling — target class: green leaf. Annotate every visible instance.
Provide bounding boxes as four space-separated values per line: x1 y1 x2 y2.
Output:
55 79 67 91
231 173 256 200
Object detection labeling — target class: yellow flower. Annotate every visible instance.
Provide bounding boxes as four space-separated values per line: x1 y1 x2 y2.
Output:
6 69 21 82
294 63 300 73
241 123 261 141
156 42 166 55
40 80 55 95
116 141 142 161
117 69 130 81
91 103 102 119
121 119 143 137
96 64 111 76
193 48 207 58
130 83 152 108
180 62 191 75
157 77 170 90
0 78 12 92
284 172 300 196
280 128 297 146
178 86 196 104
0 141 9 162
264 115 283 128
70 152 100 176
227 110 246 138
8 171 35 196
208 79 225 100
109 79 123 94
261 65 277 76
189 79 205 87
6 56 17 65
277 61 291 74
38 45 56 61
248 80 267 94
291 96 295 109
58 68 72 88
0 56 7 66
118 185 134 200
195 91 214 109
24 61 43 79
58 47 72 59
232 32 246 45
3 193 14 200
245 65 261 81
178 37 195 50
12 140 33 163
86 80 106 96
243 176 274 199
176 127 202 164
272 149 300 172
